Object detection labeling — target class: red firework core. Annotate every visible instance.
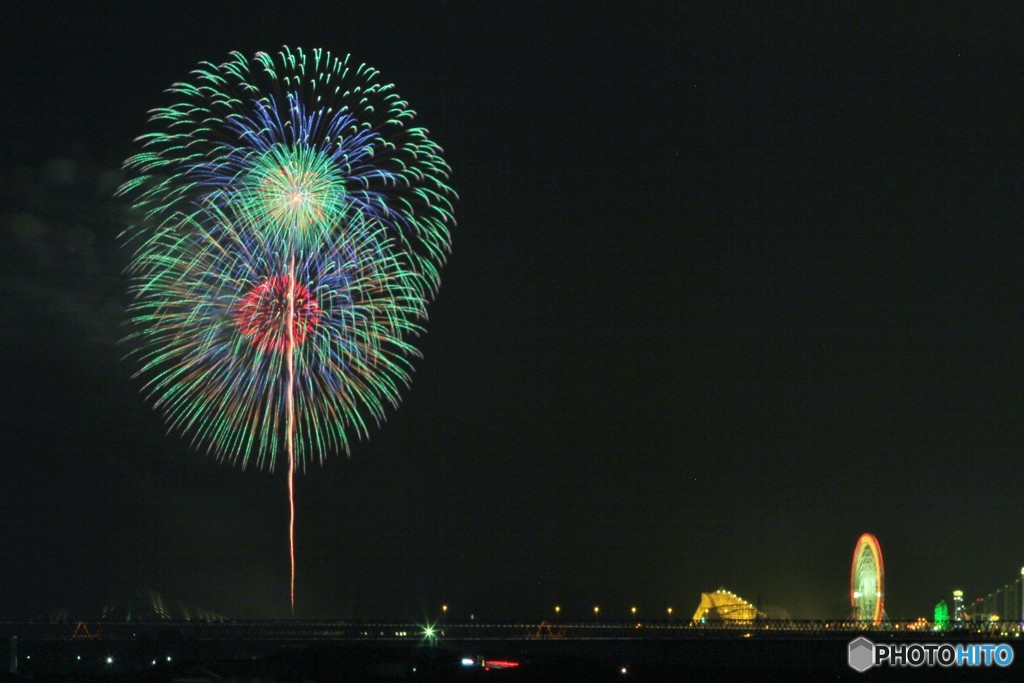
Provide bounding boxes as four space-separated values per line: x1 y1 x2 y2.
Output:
235 274 322 352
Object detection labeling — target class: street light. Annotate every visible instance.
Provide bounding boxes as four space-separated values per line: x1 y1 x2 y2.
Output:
631 606 637 617
554 605 561 618
594 606 600 621
667 607 673 620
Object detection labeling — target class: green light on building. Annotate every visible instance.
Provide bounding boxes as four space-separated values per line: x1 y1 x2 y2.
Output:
934 600 950 630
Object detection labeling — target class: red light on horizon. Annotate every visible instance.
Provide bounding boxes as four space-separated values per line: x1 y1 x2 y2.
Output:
483 659 520 669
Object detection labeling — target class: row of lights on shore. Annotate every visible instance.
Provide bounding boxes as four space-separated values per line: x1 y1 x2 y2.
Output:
439 604 676 618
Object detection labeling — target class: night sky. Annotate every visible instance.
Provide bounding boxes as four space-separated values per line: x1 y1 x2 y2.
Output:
1 3 1022 622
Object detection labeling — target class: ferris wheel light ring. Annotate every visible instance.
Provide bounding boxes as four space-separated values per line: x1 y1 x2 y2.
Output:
850 533 885 623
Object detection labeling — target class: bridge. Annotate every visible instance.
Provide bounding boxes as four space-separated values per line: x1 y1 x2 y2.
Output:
4 618 1021 641
974 573 1024 623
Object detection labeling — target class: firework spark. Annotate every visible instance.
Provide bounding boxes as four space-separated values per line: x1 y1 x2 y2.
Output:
120 47 455 612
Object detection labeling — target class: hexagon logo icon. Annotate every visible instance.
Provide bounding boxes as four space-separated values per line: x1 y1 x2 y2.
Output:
848 637 875 672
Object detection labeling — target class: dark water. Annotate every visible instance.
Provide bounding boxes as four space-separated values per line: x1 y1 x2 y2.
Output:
7 630 1023 681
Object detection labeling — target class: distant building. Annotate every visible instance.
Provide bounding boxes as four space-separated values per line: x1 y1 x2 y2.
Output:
933 600 949 630
953 589 964 622
691 588 767 622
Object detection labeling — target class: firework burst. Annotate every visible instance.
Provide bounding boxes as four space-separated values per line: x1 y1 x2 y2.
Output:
122 46 455 295
124 208 426 469
119 47 454 612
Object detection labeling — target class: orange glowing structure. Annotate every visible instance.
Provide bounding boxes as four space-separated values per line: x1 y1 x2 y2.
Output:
691 588 765 622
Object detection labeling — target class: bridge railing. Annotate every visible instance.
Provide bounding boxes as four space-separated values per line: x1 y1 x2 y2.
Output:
0 618 1019 641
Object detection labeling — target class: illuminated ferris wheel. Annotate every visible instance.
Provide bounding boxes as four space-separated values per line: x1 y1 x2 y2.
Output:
850 533 885 623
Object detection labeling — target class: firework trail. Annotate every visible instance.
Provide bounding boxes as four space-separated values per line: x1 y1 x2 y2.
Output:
119 47 455 612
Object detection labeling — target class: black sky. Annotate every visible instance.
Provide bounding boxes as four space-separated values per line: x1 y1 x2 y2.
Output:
1 2 1022 621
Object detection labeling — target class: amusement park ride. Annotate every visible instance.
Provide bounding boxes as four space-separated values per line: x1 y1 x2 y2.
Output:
850 533 886 623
